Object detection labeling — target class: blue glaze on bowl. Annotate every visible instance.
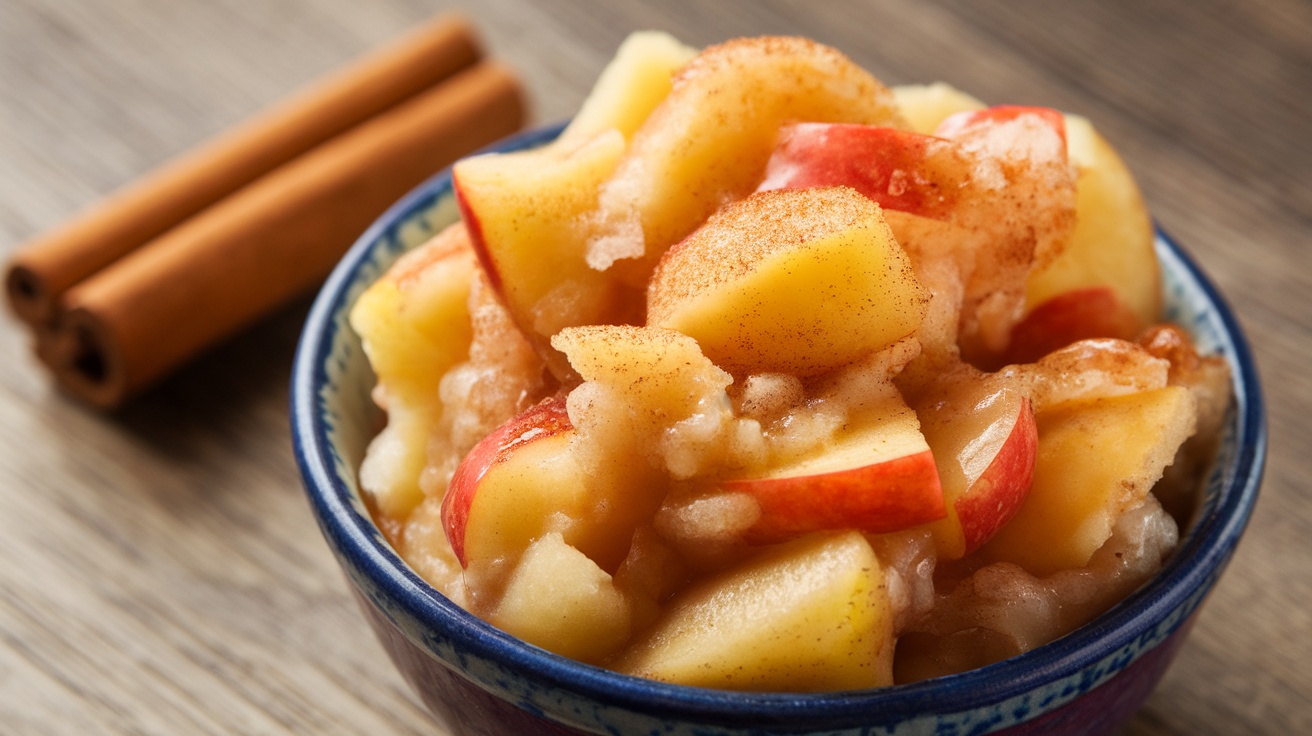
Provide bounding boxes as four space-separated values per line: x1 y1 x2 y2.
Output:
291 124 1265 735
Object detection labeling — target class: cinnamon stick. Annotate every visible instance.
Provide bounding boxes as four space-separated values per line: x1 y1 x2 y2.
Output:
42 61 525 408
5 13 482 325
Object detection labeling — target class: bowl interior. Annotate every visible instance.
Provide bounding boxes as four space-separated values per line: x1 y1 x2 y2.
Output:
291 125 1264 732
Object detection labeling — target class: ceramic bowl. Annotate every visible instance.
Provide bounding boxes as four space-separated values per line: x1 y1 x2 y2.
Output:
291 124 1265 735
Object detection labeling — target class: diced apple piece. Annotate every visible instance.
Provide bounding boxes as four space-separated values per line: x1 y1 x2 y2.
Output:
916 381 1038 559
758 110 1076 363
553 325 740 482
892 82 986 134
454 130 631 375
759 124 961 221
357 405 440 519
552 325 731 421
350 223 478 516
1003 286 1142 365
647 188 929 377
442 397 581 570
722 393 945 543
1024 114 1160 328
614 531 895 691
560 31 698 145
453 32 701 372
490 533 632 664
349 222 477 408
981 386 1197 575
453 327 726 580
588 35 906 280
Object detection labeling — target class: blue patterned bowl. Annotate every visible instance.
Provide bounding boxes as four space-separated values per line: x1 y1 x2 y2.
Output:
291 124 1265 735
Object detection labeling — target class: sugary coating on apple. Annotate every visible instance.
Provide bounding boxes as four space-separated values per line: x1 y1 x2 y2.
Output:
587 36 906 281
647 187 929 377
553 324 766 482
755 110 1078 366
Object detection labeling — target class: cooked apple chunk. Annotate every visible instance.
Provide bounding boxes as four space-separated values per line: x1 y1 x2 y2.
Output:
647 187 928 377
588 35 906 281
350 223 478 517
614 531 895 691
982 386 1197 575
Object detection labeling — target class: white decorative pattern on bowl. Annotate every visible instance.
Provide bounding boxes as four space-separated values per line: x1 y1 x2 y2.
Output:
292 124 1264 735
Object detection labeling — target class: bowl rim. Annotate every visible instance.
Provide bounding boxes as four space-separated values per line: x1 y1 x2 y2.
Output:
291 123 1266 729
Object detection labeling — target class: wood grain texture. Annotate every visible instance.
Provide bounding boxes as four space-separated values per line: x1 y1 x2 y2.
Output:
1 0 1308 733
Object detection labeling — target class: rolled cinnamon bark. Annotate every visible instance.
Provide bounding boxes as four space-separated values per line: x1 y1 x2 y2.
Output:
5 13 482 325
43 61 526 408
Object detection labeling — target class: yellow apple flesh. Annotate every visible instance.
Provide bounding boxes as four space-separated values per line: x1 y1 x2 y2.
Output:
982 386 1196 575
589 35 906 282
723 393 945 543
647 187 928 377
349 223 478 517
1024 114 1161 328
614 531 895 691
490 532 633 664
560 31 697 145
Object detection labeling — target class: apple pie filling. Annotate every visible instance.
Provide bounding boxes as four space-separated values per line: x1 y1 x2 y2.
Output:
350 32 1229 690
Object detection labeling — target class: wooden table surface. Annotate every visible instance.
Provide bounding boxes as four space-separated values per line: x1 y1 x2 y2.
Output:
1 0 1308 733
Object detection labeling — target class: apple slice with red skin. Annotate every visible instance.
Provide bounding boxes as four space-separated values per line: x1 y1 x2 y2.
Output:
1002 286 1142 366
916 382 1038 559
722 396 945 544
759 124 960 220
758 106 1066 221
442 397 576 568
933 105 1067 145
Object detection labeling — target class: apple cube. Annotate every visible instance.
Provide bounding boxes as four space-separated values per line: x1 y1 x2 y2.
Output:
1023 114 1161 329
722 392 945 543
614 531 895 691
560 31 697 145
756 109 1076 362
442 397 581 572
454 130 631 376
588 35 906 280
647 187 929 377
349 222 477 409
981 386 1197 575
453 31 705 372
349 223 478 516
552 325 732 421
489 533 633 664
357 405 441 520
915 380 1038 559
